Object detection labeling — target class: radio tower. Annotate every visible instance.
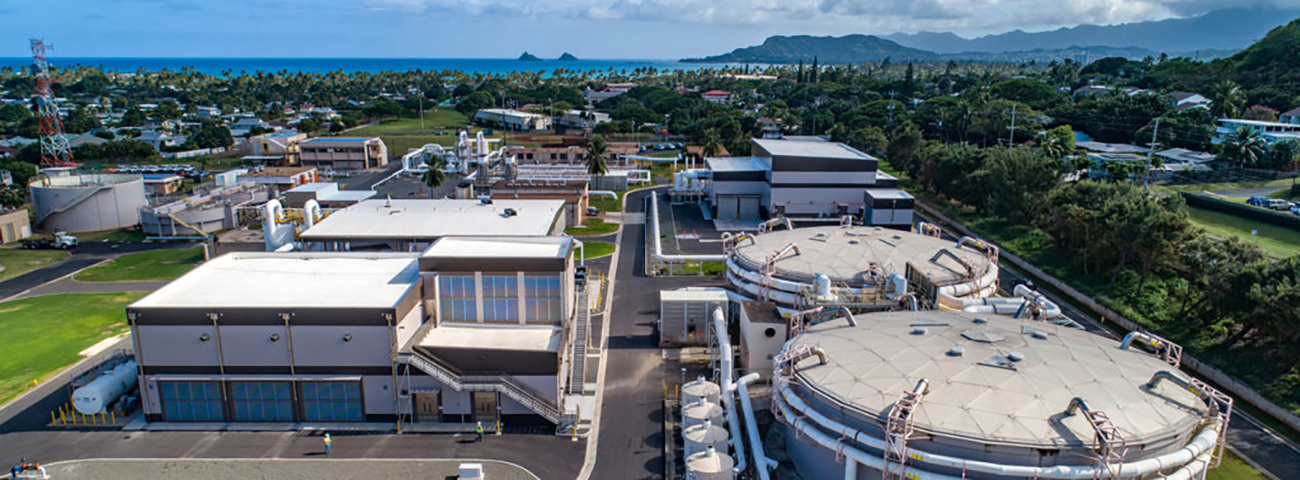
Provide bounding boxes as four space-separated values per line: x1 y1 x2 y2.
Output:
30 38 76 169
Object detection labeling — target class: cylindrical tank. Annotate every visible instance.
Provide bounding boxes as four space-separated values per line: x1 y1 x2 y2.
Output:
674 171 689 191
681 398 724 430
72 360 138 415
683 420 730 457
686 446 735 480
682 376 720 405
454 181 474 200
814 273 832 299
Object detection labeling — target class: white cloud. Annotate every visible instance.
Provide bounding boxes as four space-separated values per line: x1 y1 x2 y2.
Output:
363 0 1300 35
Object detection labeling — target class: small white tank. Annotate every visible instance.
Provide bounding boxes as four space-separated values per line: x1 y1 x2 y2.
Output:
681 398 724 430
72 360 138 415
686 446 735 480
814 273 832 300
683 420 730 457
682 376 721 405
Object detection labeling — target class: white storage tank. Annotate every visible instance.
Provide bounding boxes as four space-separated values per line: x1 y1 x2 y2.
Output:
686 446 735 480
681 398 724 430
682 376 721 405
72 360 138 415
683 420 730 457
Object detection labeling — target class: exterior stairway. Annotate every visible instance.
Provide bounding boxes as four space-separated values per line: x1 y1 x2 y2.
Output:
399 349 574 426
568 288 591 395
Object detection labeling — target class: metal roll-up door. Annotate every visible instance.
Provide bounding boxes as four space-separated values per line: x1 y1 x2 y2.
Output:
717 195 739 221
739 196 761 220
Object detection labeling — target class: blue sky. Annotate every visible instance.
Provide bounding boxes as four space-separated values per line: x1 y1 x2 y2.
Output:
2 0 1299 58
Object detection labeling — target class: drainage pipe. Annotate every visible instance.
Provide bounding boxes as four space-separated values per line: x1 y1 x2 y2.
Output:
711 307 747 474
777 383 1220 479
1120 331 1157 351
737 372 776 479
589 190 617 200
650 191 726 262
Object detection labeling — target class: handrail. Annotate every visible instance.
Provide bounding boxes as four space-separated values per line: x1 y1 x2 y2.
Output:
400 349 570 424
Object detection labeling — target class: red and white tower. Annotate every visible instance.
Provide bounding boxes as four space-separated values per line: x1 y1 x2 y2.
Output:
29 38 76 169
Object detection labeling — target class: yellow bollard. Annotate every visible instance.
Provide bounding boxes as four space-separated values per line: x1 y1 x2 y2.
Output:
496 419 502 436
51 411 56 425
111 411 116 425
60 409 66 425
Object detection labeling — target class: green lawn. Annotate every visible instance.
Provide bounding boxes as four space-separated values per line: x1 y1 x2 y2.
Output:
1156 178 1297 195
579 241 615 259
1207 449 1269 480
589 190 627 213
350 109 470 136
566 218 620 236
75 247 205 282
76 228 148 243
1186 206 1300 258
0 248 70 283
0 292 144 405
682 260 726 276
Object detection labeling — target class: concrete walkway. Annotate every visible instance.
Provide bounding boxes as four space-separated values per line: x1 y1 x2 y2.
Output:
13 277 170 300
44 458 540 480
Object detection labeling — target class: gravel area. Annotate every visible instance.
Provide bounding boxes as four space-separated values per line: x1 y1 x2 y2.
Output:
45 458 538 480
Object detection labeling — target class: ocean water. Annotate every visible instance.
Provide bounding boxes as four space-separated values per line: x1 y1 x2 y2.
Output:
0 57 717 76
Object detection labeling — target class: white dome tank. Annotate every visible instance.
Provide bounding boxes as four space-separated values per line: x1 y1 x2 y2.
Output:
683 420 730 457
681 398 724 430
682 376 721 405
72 360 138 415
686 446 735 480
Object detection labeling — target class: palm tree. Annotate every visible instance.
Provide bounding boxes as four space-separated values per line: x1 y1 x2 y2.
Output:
586 135 609 176
1222 126 1268 169
421 156 446 197
1211 80 1246 119
702 129 724 158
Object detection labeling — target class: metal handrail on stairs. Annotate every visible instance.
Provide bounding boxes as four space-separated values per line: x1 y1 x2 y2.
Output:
399 349 573 425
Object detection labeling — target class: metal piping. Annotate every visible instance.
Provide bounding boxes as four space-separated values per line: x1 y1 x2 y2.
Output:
589 190 617 199
1120 331 1156 351
737 372 776 479
650 191 727 262
1064 397 1091 417
778 347 830 376
776 383 1221 479
711 307 748 474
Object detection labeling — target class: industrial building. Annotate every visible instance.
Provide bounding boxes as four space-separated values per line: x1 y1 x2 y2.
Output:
299 137 389 171
487 180 590 228
30 173 147 232
691 137 909 225
129 234 588 429
248 131 308 164
283 182 377 209
297 198 567 251
240 166 318 195
774 310 1231 480
0 208 31 243
139 181 271 237
473 109 552 132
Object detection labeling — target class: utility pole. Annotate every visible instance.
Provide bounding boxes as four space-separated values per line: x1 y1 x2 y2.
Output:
1143 117 1160 193
419 95 425 135
1007 103 1017 152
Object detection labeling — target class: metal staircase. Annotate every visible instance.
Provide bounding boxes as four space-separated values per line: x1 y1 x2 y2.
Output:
883 381 928 480
399 350 574 426
568 288 591 395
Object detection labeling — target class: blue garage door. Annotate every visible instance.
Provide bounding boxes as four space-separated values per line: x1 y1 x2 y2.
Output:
229 381 294 421
301 381 363 422
160 381 225 421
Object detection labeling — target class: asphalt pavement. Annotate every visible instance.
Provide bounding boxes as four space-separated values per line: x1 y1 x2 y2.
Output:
0 240 197 301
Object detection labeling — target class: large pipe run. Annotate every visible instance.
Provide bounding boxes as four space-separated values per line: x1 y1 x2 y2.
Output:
712 307 748 474
776 383 1219 479
737 373 776 480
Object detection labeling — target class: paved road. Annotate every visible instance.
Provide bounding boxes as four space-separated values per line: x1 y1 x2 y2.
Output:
45 458 540 480
340 162 403 191
0 241 198 301
921 211 1300 480
588 188 725 480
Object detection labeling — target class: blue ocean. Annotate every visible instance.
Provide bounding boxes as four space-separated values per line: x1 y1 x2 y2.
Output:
0 57 718 76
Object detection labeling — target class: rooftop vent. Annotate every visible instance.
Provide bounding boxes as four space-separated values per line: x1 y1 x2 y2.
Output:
479 195 493 205
1021 326 1049 340
972 317 988 324
947 346 965 357
503 208 518 217
1008 351 1025 362
961 329 1005 343
911 327 928 335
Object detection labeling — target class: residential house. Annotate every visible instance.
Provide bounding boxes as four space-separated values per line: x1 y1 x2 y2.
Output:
1281 107 1300 125
583 82 635 102
701 90 731 104
1169 92 1211 111
249 131 308 164
1156 148 1215 173
1214 119 1300 145
758 117 784 139
228 116 271 137
137 130 187 150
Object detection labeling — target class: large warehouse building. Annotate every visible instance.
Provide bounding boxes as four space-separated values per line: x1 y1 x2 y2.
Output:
297 198 567 251
774 310 1231 480
705 137 911 225
129 235 585 429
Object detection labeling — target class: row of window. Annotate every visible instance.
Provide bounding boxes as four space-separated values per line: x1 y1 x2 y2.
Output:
159 380 362 422
438 275 563 323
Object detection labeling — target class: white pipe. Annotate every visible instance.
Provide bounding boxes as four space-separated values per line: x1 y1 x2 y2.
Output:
712 307 748 474
737 372 775 480
589 190 617 199
777 384 1221 479
1120 331 1156 350
303 199 321 230
650 191 727 262
1163 448 1214 480
1013 284 1063 319
844 458 858 480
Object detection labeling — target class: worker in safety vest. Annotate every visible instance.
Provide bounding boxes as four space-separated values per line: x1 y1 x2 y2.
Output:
323 433 332 456
475 422 484 442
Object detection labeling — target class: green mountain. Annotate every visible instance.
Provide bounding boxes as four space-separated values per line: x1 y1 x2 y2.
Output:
518 52 541 61
683 34 938 64
558 52 579 61
1147 17 1300 111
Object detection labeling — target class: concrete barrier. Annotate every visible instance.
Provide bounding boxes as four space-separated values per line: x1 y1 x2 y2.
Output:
915 201 1300 433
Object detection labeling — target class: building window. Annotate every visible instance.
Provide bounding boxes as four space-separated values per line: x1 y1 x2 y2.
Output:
229 381 294 421
525 275 563 322
160 381 225 421
439 276 477 322
301 381 363 422
481 276 519 322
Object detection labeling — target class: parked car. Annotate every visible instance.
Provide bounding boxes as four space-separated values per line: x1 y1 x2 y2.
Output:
1246 196 1268 207
1265 198 1290 211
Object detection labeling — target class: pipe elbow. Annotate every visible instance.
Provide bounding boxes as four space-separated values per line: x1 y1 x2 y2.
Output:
1065 397 1090 417
811 348 829 366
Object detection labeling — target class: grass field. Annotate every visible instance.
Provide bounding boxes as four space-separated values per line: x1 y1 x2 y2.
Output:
0 248 70 283
76 228 148 243
1207 449 1270 480
0 292 144 405
590 190 626 213
566 218 620 236
580 241 615 259
351 109 470 135
1186 206 1300 257
75 247 205 282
